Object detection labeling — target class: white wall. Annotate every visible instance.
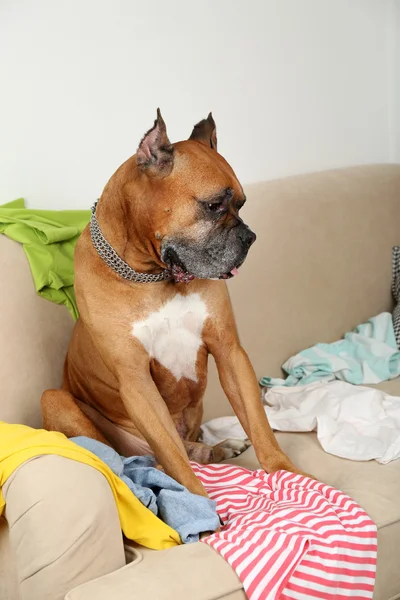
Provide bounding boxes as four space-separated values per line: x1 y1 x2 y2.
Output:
0 0 397 209
390 0 400 162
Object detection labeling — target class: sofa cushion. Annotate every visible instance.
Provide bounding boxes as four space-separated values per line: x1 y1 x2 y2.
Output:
368 376 400 396
0 236 73 427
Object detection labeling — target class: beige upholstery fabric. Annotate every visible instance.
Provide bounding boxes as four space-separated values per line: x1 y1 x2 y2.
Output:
0 235 73 427
66 543 244 600
367 378 400 396
3 455 126 600
0 517 19 600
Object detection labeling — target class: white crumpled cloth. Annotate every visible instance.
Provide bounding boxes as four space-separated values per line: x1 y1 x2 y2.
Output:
200 381 400 464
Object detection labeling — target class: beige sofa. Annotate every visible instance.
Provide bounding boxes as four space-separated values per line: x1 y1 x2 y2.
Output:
1 164 400 600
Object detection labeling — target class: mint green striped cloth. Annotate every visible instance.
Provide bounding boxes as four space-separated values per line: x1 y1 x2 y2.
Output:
260 313 400 388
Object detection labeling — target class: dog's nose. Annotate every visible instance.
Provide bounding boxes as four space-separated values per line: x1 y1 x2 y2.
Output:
240 228 256 248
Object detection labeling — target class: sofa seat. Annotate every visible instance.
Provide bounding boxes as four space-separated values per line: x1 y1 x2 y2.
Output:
67 379 400 600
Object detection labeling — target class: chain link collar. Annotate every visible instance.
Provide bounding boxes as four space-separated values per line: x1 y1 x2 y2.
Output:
90 202 171 283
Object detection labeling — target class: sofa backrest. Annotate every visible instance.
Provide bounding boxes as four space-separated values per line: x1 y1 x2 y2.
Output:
1 164 399 427
0 236 73 427
204 164 400 420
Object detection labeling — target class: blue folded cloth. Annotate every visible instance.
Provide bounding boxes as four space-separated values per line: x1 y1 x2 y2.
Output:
71 436 219 543
260 312 400 388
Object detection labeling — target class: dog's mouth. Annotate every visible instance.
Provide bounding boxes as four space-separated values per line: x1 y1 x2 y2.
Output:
219 266 240 280
168 263 196 284
168 264 241 284
169 265 240 283
165 251 241 284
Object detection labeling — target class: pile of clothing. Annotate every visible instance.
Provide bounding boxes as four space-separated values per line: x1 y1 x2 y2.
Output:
0 423 377 600
202 312 400 464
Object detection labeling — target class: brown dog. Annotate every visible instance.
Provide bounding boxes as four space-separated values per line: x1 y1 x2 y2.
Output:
42 110 304 498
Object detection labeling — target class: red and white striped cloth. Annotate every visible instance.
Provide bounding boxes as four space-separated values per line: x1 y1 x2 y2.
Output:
191 463 377 600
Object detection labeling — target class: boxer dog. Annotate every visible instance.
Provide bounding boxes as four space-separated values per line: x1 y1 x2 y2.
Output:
42 110 305 498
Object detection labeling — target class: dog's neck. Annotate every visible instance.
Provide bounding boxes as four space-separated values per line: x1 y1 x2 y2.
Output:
95 163 166 276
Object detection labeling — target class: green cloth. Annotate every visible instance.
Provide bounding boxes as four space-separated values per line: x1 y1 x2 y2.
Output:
0 199 91 320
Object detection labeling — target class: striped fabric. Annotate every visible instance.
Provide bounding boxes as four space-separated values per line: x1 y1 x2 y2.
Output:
392 246 400 349
191 463 377 600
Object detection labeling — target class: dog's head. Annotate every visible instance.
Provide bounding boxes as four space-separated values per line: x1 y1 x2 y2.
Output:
114 110 256 282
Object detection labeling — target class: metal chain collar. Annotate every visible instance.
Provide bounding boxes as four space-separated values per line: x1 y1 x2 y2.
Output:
90 202 171 283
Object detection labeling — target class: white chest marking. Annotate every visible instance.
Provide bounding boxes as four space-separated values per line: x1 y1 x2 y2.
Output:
131 293 208 382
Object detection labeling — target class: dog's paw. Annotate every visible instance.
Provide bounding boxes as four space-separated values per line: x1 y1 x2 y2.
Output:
269 461 316 481
213 438 252 461
199 526 220 540
294 469 317 481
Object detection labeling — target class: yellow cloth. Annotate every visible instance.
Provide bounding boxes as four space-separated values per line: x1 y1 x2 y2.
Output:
0 422 181 550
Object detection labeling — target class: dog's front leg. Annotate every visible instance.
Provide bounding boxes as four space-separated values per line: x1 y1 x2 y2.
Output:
210 343 304 475
118 370 208 497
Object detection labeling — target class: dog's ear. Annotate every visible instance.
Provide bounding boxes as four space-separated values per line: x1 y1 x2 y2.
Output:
189 112 217 151
136 109 174 177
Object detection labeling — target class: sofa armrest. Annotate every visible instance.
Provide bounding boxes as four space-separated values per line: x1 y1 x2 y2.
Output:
3 455 126 600
66 543 245 600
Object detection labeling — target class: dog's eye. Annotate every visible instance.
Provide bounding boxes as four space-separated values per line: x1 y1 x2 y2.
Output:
207 201 224 212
